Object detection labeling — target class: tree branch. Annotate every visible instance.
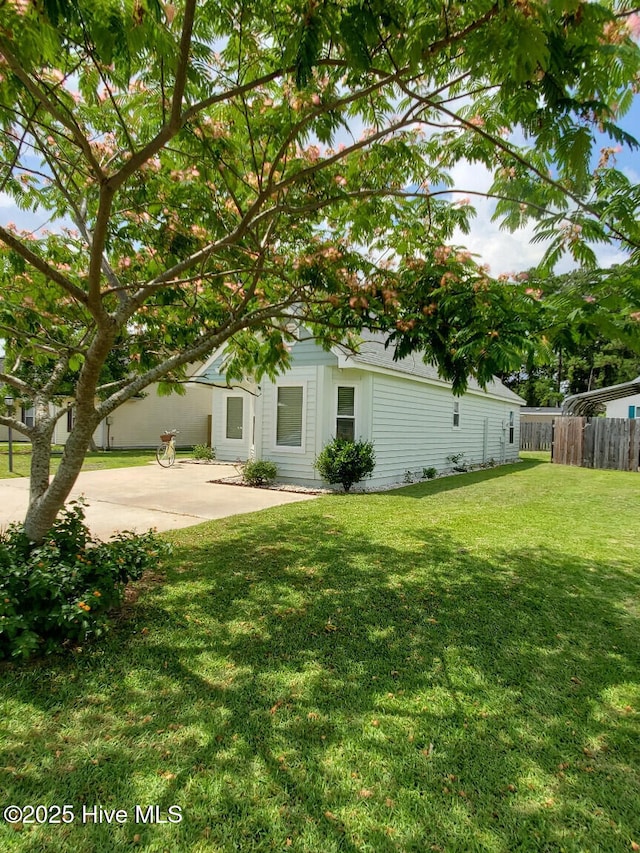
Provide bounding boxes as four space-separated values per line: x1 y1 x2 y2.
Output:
0 226 90 306
0 38 106 179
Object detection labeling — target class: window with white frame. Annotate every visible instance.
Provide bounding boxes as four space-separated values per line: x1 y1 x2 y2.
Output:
225 396 244 440
452 401 460 428
336 386 355 441
508 410 515 444
276 386 303 447
21 406 35 429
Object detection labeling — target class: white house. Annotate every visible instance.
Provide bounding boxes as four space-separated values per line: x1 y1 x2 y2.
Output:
194 332 525 488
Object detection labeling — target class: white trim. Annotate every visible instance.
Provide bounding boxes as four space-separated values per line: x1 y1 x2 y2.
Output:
272 380 307 454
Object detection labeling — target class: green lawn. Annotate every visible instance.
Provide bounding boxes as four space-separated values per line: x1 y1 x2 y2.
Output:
1 457 639 852
0 445 192 478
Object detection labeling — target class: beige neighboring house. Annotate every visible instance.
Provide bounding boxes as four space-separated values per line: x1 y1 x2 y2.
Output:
1 365 212 449
520 406 563 424
0 401 35 443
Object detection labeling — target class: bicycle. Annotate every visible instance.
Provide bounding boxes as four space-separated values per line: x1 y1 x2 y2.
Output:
156 429 179 467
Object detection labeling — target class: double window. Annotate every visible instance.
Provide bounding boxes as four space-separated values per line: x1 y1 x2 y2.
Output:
273 383 357 449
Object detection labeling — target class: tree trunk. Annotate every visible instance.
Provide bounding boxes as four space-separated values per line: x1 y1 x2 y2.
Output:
24 412 100 543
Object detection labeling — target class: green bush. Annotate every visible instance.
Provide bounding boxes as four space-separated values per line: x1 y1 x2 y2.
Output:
422 466 438 480
242 459 278 486
0 501 170 660
315 438 376 492
193 444 216 461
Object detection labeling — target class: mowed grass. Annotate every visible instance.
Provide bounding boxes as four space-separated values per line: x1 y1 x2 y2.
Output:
0 445 192 478
1 456 639 852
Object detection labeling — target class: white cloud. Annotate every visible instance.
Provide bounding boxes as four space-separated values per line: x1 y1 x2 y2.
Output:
447 159 630 274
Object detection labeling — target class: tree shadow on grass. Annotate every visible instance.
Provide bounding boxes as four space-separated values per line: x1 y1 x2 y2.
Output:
1 510 639 853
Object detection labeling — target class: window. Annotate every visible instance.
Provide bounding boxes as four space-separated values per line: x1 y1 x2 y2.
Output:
452 401 460 428
629 405 637 419
66 406 75 432
225 396 244 440
276 386 303 447
21 406 35 429
508 411 515 444
336 386 355 441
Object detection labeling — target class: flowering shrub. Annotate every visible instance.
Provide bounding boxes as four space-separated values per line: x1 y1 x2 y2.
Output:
0 502 170 660
315 439 376 492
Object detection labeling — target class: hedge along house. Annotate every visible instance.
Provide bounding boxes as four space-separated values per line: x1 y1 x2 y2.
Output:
194 332 525 488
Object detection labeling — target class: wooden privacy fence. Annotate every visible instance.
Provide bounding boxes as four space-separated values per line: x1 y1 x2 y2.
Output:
552 416 640 472
520 421 553 451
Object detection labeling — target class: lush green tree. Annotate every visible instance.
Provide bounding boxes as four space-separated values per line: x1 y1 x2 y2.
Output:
502 266 640 404
1 0 640 540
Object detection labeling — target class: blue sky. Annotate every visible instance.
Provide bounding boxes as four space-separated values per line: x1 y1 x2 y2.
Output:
448 97 640 276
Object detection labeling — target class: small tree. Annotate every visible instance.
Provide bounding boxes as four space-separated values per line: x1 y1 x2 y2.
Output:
315 439 376 492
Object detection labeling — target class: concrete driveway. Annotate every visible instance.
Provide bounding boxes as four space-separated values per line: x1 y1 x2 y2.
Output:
0 462 317 539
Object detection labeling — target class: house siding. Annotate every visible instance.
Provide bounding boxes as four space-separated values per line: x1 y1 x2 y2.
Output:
103 383 211 449
51 383 211 449
366 374 519 485
259 366 323 481
606 393 640 419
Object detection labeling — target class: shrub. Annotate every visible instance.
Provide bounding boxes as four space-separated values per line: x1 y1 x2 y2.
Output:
315 438 376 492
193 444 216 461
422 466 438 480
242 459 278 486
446 452 469 472
0 501 170 660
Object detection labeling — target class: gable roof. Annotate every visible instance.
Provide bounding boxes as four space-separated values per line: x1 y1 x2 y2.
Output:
562 376 640 416
192 330 525 405
333 333 525 405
